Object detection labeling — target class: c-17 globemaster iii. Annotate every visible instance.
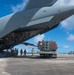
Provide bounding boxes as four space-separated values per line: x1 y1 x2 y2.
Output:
0 0 74 51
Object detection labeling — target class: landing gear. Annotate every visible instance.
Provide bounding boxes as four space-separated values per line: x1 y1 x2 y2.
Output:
49 54 57 58
40 54 45 58
40 54 57 58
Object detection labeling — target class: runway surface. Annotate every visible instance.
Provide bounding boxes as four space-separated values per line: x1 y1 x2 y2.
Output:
0 54 74 75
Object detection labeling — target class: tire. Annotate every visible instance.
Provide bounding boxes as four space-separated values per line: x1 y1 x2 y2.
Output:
49 54 57 58
40 54 45 58
53 54 57 58
49 54 52 58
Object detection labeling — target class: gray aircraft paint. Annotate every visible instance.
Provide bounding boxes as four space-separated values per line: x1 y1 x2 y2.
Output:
0 0 57 38
0 0 74 39
0 13 14 32
27 6 74 27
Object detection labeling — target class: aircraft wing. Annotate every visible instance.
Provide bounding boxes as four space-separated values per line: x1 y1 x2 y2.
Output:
25 0 57 10
0 0 58 50
0 0 57 39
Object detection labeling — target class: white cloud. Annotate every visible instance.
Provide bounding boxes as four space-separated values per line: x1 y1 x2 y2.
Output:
54 0 74 31
67 34 74 41
34 34 45 43
66 31 70 35
63 45 70 49
11 0 28 12
61 16 74 30
54 0 74 6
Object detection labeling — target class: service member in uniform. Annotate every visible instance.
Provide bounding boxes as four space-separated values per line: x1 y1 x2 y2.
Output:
20 49 23 56
31 48 34 56
24 49 27 56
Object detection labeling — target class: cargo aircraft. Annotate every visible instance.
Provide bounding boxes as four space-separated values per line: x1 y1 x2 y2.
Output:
0 0 74 51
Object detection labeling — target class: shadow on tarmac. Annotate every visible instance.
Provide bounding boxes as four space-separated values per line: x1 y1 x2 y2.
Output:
0 54 56 59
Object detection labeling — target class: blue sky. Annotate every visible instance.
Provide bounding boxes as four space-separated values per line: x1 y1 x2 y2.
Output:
0 0 74 53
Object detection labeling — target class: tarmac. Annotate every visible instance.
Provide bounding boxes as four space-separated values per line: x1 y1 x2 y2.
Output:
0 54 74 75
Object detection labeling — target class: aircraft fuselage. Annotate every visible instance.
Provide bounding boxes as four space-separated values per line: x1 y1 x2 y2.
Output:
0 2 74 51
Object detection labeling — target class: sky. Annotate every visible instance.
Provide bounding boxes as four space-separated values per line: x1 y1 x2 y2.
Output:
0 0 74 53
